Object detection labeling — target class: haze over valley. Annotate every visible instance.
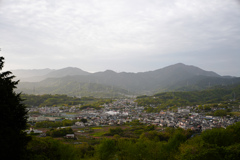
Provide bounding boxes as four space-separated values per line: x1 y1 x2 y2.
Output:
13 63 240 97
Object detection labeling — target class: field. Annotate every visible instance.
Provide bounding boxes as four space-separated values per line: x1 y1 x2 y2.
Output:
230 112 240 116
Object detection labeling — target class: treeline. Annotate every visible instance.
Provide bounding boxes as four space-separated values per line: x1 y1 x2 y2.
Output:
105 125 190 141
17 80 131 98
26 137 94 160
21 94 83 107
79 99 113 110
95 122 240 160
136 84 240 111
46 127 74 137
21 94 113 108
26 122 240 160
34 119 76 128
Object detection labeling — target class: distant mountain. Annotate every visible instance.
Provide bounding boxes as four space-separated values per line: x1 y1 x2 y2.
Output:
16 63 240 97
152 63 220 77
11 68 53 81
12 67 90 82
44 67 90 77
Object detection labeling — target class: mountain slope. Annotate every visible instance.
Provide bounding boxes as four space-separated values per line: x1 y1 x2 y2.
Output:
11 68 53 82
44 67 90 77
16 63 240 96
12 67 90 82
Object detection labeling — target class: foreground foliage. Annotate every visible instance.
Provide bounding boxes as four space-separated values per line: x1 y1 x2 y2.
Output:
27 137 94 160
25 122 240 160
0 57 30 159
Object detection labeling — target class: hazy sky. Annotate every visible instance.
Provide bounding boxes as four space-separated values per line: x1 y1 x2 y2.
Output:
1 0 240 76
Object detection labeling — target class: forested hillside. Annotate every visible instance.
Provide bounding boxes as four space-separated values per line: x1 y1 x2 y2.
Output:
136 84 240 111
21 94 112 109
18 81 131 98
16 63 240 96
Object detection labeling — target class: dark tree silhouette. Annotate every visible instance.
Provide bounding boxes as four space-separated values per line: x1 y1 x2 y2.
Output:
0 57 30 159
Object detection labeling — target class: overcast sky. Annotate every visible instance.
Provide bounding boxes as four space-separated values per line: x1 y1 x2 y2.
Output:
1 0 240 76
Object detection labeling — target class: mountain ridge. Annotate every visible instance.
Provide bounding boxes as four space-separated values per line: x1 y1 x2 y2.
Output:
15 63 240 97
12 63 222 82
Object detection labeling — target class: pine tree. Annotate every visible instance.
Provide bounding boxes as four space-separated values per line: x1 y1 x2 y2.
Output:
0 57 30 159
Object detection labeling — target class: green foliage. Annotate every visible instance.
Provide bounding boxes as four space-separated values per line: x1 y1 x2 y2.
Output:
129 119 143 126
104 125 156 139
109 127 124 136
178 138 224 160
178 122 240 160
35 119 76 128
214 109 227 116
145 106 158 113
136 86 240 112
96 139 116 160
27 137 89 160
224 143 240 160
22 122 240 159
91 131 108 137
21 94 113 110
46 127 74 137
203 105 211 111
80 118 88 123
80 99 112 110
95 127 193 160
21 94 83 107
201 128 234 147
140 130 160 141
226 121 240 143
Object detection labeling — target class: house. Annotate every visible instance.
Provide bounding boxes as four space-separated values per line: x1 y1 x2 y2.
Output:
35 116 47 121
167 122 175 127
75 121 85 127
65 134 75 139
178 108 190 114
25 128 43 134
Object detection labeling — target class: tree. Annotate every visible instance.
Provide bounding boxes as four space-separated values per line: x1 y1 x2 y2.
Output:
108 127 124 136
96 139 117 160
214 109 227 117
0 57 30 159
80 118 87 123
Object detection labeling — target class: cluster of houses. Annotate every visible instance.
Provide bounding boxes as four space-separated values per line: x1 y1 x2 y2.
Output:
151 110 240 131
28 105 80 114
27 99 240 132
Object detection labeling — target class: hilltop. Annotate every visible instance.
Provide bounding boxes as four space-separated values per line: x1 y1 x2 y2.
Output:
14 63 240 97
